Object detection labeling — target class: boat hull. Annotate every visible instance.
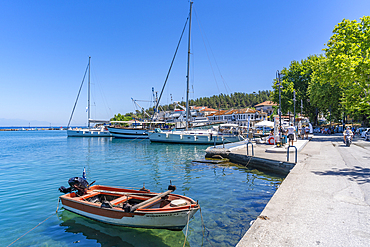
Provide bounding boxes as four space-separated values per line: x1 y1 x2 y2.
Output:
59 185 199 230
149 132 243 144
62 203 197 230
107 127 148 139
67 129 112 137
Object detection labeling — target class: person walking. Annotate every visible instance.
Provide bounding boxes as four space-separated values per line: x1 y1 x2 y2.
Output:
305 125 310 139
286 123 295 146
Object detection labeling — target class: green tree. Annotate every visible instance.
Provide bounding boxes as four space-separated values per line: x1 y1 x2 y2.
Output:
324 16 370 123
271 56 321 124
308 56 343 123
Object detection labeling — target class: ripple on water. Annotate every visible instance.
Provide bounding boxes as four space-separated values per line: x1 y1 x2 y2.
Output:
1 131 283 247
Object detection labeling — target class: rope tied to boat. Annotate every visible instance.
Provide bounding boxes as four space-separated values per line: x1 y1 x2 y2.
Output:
6 198 60 247
199 204 215 247
182 205 192 247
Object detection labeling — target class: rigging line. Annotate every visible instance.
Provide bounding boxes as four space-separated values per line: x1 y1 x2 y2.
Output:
67 62 90 128
92 69 112 119
198 7 231 94
193 8 220 94
151 16 189 122
134 100 152 102
194 8 232 94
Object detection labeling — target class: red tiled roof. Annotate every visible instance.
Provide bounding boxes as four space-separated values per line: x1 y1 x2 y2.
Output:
254 101 277 107
208 108 261 116
191 106 217 112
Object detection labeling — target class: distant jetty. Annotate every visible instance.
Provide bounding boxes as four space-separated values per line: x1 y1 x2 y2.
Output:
0 127 65 131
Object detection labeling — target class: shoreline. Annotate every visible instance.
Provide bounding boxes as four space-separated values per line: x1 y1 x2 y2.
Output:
0 127 65 131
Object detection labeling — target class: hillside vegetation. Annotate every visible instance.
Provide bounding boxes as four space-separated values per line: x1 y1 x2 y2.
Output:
111 90 272 121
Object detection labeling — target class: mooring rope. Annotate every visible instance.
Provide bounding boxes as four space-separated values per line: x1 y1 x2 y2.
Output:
7 199 60 247
246 156 253 167
199 205 215 247
182 206 192 247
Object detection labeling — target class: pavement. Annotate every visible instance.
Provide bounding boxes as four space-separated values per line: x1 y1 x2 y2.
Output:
236 133 370 246
264 136 312 153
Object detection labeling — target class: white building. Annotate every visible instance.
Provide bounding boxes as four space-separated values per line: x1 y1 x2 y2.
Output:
254 101 277 116
208 108 267 128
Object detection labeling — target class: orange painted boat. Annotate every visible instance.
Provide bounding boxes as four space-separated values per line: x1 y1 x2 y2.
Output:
59 178 199 231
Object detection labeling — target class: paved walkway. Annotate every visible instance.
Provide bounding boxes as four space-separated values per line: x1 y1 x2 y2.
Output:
237 134 370 246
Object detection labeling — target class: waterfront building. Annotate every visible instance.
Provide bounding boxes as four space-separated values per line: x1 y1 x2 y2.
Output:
254 101 277 116
207 108 267 128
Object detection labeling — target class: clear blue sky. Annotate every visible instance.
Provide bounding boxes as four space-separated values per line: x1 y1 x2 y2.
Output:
1 0 369 126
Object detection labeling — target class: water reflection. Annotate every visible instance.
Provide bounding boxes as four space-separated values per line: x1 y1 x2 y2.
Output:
1 130 287 247
58 210 190 247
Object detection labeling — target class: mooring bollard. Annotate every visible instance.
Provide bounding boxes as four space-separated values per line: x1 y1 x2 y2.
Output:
287 145 297 163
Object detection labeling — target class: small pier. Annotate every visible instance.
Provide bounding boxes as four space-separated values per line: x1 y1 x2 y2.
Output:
205 138 311 175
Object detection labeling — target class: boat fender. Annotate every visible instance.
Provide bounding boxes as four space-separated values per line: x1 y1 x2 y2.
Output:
168 185 176 191
170 199 187 207
123 203 132 212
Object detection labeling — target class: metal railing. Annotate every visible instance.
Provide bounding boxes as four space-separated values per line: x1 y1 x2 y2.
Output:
246 141 254 156
287 145 297 163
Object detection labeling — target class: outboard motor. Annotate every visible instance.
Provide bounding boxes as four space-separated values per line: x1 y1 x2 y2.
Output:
59 177 89 196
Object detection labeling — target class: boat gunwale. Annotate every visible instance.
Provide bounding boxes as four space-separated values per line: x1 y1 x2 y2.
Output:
59 185 199 215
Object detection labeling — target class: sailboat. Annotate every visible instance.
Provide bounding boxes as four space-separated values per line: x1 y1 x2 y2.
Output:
67 57 112 137
149 2 245 145
107 90 171 139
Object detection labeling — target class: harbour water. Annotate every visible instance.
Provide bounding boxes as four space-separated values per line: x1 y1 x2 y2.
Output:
0 130 283 247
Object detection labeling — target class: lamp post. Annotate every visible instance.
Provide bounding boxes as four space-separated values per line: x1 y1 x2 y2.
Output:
301 99 303 115
276 71 282 128
276 70 282 127
329 105 332 132
276 70 283 143
293 90 296 127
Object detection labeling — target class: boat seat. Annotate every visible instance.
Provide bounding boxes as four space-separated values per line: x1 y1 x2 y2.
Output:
79 192 100 200
110 196 132 206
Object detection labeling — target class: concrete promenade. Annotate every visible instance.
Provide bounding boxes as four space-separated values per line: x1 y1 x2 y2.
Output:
237 134 370 246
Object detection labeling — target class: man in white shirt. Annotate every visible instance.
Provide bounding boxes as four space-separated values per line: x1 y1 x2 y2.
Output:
286 123 296 146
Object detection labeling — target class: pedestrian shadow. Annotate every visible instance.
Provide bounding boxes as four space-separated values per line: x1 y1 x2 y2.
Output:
312 166 370 185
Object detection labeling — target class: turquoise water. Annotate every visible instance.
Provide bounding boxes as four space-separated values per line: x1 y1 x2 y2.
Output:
0 131 283 247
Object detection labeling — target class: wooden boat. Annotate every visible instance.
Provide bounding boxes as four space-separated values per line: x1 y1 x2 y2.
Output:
59 178 199 231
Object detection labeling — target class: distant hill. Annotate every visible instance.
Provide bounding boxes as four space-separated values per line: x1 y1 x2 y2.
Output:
0 118 52 127
112 90 273 120
158 90 272 112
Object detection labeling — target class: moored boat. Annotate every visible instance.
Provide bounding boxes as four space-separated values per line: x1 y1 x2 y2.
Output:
149 123 245 144
67 121 112 137
108 121 170 139
147 2 244 145
67 57 111 137
58 176 199 231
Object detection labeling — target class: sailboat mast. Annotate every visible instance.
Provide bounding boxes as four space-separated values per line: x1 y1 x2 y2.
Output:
88 56 91 128
185 1 193 131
